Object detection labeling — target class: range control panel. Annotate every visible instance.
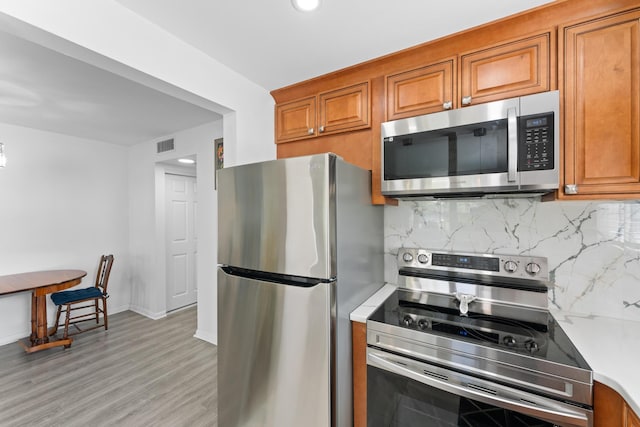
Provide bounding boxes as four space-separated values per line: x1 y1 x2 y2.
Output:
518 112 554 172
398 248 549 282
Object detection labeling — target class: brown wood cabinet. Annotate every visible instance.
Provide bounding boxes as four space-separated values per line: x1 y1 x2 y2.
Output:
594 381 640 427
560 9 640 199
275 96 316 142
385 33 550 120
275 82 370 143
352 321 367 427
628 403 640 427
386 58 456 120
460 32 551 106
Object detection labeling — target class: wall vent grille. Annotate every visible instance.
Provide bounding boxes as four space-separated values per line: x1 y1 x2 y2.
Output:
157 138 175 153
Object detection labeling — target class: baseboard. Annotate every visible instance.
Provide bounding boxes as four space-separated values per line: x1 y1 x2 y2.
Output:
0 330 31 347
129 304 166 320
194 329 217 345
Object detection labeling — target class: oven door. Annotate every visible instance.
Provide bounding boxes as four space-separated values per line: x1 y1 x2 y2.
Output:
367 348 592 427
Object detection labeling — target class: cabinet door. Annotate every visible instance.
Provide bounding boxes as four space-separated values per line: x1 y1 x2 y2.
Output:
628 404 640 427
352 321 367 427
318 82 370 135
460 33 550 106
561 10 640 197
386 59 455 120
276 96 316 143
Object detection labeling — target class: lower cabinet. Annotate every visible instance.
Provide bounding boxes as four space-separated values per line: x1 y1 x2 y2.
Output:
628 404 640 427
352 321 367 427
594 381 640 427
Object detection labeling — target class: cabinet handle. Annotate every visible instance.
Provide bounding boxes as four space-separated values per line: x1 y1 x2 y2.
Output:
319 126 325 133
442 101 453 110
308 128 314 135
564 185 578 195
462 96 472 106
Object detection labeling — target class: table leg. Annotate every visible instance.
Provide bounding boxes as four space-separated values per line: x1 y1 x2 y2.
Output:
30 293 36 341
20 291 73 353
34 294 49 345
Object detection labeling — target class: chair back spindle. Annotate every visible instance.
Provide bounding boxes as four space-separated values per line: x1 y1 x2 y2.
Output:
95 254 114 295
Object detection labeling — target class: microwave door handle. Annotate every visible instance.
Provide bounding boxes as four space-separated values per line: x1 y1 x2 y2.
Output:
507 107 518 183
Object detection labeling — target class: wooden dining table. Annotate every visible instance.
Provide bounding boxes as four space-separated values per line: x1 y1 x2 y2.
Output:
0 269 87 353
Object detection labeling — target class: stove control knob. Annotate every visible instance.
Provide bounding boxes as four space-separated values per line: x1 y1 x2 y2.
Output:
525 340 539 353
503 335 517 347
525 262 541 276
402 315 414 327
417 319 429 330
402 252 414 263
417 254 429 264
504 260 518 273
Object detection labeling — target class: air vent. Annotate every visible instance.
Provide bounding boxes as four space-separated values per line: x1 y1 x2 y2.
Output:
423 370 448 382
156 138 175 153
467 383 498 395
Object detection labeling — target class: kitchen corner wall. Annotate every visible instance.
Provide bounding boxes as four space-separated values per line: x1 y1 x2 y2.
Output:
384 199 640 322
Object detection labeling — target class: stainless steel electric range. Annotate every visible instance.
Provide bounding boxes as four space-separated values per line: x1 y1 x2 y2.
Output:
366 249 593 427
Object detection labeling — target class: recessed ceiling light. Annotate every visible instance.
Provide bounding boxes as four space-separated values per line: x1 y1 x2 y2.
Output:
178 158 196 164
292 0 320 12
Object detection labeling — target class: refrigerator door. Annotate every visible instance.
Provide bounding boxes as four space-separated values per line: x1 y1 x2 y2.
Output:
218 154 335 280
218 267 332 427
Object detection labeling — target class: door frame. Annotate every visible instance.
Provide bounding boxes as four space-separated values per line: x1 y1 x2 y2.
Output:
154 158 198 318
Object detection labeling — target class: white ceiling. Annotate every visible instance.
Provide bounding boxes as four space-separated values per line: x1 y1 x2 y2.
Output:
0 0 554 145
113 0 554 90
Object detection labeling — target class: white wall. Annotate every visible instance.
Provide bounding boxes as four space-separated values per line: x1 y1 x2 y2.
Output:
0 1 276 166
128 120 222 344
0 123 130 345
0 1 277 345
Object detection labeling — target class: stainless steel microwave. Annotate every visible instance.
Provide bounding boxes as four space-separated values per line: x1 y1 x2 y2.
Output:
381 91 559 199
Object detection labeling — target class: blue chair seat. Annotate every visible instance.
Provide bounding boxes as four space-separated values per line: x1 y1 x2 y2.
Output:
51 287 104 305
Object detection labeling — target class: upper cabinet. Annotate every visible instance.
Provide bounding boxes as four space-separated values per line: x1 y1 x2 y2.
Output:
560 9 640 198
386 58 456 120
276 96 316 142
275 82 370 143
459 33 551 106
385 32 551 121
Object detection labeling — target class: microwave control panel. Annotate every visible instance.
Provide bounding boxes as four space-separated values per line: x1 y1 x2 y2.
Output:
517 112 554 171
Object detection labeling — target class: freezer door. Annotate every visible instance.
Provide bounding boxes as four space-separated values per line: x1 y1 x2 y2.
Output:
218 154 335 280
218 267 332 427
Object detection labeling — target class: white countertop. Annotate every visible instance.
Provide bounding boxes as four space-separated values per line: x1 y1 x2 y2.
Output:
551 311 640 416
351 284 640 415
350 283 396 323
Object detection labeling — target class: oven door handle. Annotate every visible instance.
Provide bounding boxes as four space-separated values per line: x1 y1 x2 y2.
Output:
368 349 592 427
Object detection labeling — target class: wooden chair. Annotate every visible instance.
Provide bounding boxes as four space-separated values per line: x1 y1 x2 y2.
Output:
50 254 114 341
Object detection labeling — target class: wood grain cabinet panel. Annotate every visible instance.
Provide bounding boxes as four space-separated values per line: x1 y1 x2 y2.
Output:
628 404 640 427
275 82 370 144
275 96 316 143
561 10 640 197
318 82 370 135
460 33 550 106
386 59 455 120
352 321 367 427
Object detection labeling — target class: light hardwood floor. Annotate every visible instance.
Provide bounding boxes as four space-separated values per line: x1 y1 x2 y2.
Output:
0 307 217 427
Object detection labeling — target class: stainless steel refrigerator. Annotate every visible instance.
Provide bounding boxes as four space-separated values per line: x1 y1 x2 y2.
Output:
217 153 383 427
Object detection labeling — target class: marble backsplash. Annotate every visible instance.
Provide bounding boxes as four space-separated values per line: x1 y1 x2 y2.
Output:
384 199 640 322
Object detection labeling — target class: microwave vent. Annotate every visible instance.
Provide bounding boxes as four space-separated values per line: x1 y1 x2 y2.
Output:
156 138 175 153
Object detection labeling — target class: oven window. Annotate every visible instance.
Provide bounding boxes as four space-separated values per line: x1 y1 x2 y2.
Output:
367 365 552 427
383 119 508 180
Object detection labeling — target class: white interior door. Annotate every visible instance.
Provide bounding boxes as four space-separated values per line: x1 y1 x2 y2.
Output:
166 173 198 311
